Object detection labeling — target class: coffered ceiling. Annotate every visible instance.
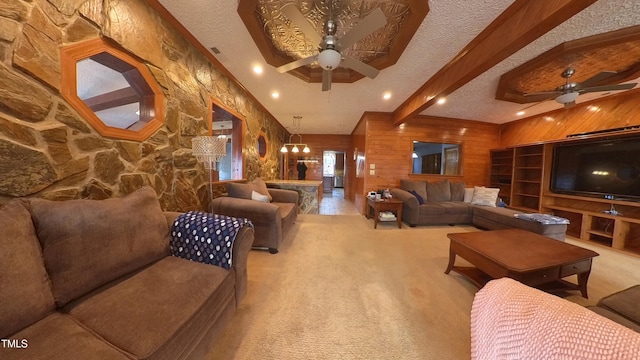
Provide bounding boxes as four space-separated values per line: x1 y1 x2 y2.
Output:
156 0 640 134
238 0 427 84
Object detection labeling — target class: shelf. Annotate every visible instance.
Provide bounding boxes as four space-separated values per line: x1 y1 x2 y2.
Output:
586 229 613 239
513 193 540 198
543 198 640 256
513 180 541 184
515 153 543 157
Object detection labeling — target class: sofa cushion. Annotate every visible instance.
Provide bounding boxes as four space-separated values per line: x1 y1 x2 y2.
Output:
463 188 474 203
250 178 273 202
0 200 55 338
66 256 234 359
251 190 270 202
408 190 425 204
400 180 427 202
438 201 472 215
597 285 640 325
426 179 451 202
226 182 254 199
418 203 446 215
28 186 169 306
450 182 466 201
3 313 129 360
470 186 499 207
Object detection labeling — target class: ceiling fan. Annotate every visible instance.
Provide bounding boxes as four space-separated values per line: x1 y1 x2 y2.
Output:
524 68 637 108
276 3 387 91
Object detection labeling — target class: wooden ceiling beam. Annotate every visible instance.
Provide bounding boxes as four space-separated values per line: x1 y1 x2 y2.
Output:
392 0 598 126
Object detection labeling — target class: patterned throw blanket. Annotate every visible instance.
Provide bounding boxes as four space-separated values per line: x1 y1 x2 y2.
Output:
170 211 253 269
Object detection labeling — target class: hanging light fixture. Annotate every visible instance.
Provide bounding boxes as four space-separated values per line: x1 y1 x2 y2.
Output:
280 116 310 153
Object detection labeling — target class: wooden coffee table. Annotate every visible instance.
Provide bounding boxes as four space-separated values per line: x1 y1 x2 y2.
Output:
445 229 599 298
365 197 403 229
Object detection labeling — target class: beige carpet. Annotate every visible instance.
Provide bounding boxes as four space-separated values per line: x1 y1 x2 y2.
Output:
208 214 640 360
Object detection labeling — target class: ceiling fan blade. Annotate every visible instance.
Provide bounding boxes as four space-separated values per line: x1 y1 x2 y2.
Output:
522 91 560 102
336 8 387 50
578 71 617 88
276 55 316 73
281 3 323 46
322 69 332 91
341 56 379 79
580 83 637 93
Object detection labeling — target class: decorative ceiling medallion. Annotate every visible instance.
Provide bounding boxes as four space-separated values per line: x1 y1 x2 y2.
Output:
238 0 428 83
496 25 640 104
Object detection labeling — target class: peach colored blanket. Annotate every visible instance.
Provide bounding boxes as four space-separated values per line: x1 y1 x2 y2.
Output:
470 278 640 360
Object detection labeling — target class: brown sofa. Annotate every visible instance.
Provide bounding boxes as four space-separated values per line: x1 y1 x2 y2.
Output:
0 186 254 360
212 179 298 254
391 179 567 240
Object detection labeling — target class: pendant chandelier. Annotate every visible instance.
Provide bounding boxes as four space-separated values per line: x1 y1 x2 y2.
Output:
280 115 310 153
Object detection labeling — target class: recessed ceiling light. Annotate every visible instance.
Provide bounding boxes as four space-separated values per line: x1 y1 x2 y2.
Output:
437 98 446 105
516 111 525 116
271 91 279 99
253 65 263 74
383 92 391 100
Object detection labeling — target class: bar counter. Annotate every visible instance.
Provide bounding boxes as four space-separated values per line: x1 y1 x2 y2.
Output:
265 180 323 214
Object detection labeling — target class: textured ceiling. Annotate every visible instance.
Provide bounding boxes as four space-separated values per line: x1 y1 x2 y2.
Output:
158 0 640 134
496 26 640 104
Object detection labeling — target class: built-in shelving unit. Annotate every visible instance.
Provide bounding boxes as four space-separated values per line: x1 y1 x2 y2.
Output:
511 144 544 212
489 148 513 206
489 144 547 212
492 130 640 257
542 193 640 256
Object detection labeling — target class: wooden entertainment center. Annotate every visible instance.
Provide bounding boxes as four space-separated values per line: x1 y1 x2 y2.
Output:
490 129 640 256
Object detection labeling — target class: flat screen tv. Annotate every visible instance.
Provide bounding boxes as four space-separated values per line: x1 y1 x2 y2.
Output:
550 136 640 201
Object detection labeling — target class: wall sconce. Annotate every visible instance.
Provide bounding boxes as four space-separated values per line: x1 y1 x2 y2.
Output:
280 133 310 153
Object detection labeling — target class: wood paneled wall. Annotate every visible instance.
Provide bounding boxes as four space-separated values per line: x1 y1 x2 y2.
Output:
500 89 640 146
352 112 501 213
351 116 367 211
292 134 353 196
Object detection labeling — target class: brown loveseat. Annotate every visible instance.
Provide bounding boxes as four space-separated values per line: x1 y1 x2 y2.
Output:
0 186 254 360
212 179 298 254
391 179 567 240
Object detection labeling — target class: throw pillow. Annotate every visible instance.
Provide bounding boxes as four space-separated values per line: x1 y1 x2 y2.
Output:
251 190 270 203
450 182 466 201
426 179 451 202
470 186 500 207
226 182 254 199
463 188 475 203
250 178 272 202
408 190 425 205
400 180 427 202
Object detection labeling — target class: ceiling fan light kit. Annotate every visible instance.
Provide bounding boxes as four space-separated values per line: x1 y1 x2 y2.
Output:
318 49 342 70
555 91 579 104
524 67 637 108
276 4 388 91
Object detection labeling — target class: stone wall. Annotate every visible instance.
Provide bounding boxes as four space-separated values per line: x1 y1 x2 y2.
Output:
0 0 287 211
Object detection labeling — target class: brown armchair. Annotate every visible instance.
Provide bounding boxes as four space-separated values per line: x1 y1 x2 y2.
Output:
211 181 298 254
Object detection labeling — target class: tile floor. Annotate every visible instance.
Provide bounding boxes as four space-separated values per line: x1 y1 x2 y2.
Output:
319 188 361 215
